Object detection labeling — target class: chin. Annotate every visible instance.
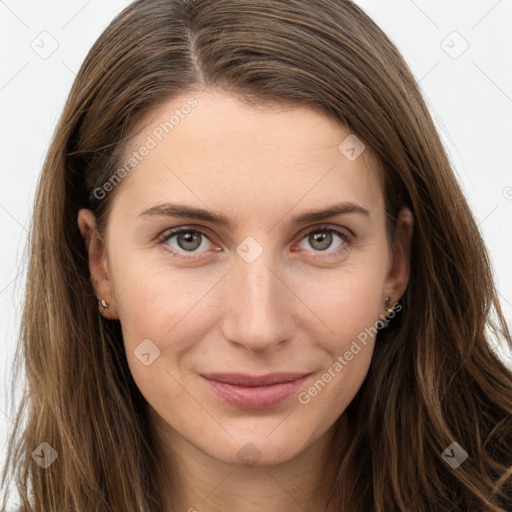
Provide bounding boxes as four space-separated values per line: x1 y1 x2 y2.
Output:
205 432 313 469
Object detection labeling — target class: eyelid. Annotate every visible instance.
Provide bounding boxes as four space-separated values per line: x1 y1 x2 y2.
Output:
155 225 218 260
156 223 353 260
295 223 354 243
155 225 218 246
291 224 353 259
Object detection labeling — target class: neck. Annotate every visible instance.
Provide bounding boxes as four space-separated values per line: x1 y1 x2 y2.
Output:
152 412 347 512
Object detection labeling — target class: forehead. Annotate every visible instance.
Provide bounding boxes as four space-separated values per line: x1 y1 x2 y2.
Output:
112 89 384 223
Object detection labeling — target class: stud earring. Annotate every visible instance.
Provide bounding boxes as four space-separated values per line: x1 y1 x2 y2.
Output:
100 299 110 310
384 296 393 315
378 296 393 329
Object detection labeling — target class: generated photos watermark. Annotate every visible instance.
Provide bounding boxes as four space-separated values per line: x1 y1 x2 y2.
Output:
91 97 198 201
298 301 402 405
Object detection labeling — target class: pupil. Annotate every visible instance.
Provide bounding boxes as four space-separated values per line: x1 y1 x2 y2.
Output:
311 231 331 251
179 232 200 250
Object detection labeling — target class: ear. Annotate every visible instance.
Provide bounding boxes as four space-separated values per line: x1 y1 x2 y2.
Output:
382 206 413 309
77 209 119 319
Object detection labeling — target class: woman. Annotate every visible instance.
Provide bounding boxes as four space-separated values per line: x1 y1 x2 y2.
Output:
2 0 511 510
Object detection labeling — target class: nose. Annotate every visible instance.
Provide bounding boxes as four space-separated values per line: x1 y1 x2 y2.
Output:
220 250 295 353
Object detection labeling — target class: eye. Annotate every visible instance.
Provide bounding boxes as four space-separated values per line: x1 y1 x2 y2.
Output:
158 227 215 260
157 224 352 260
295 226 352 257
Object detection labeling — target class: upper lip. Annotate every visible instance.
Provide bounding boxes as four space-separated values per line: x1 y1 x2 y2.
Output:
201 372 311 387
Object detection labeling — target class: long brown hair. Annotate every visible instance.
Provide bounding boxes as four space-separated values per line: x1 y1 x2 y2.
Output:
2 0 511 510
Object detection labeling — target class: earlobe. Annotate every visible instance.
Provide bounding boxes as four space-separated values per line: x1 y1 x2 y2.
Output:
383 206 414 305
77 209 119 319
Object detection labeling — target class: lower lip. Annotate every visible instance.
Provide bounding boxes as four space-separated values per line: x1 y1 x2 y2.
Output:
201 375 310 409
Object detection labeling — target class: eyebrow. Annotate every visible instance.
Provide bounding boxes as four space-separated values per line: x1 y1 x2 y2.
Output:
138 201 370 230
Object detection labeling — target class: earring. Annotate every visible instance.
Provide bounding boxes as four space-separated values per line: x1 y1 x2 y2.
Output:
378 296 393 329
384 296 393 315
100 299 110 310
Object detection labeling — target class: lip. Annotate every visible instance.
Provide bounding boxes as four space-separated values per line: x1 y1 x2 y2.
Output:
200 372 311 409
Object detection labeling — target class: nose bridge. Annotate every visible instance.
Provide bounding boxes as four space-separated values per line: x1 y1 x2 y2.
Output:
221 240 293 351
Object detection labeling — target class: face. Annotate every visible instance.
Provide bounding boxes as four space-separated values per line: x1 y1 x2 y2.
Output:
79 89 412 468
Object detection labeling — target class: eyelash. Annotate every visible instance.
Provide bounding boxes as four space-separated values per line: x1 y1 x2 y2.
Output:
156 225 353 261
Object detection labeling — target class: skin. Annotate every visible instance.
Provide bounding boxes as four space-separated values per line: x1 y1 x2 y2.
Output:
78 89 413 512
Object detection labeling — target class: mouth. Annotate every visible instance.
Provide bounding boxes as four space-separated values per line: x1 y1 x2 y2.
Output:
200 372 312 409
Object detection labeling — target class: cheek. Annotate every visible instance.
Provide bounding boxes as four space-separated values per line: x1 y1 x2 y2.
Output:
110 245 386 361
108 236 387 420
294 263 385 349
290 264 385 417
110 263 200 408
108 251 220 377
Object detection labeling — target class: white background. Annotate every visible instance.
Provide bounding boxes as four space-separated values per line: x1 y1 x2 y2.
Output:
1 0 511 506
